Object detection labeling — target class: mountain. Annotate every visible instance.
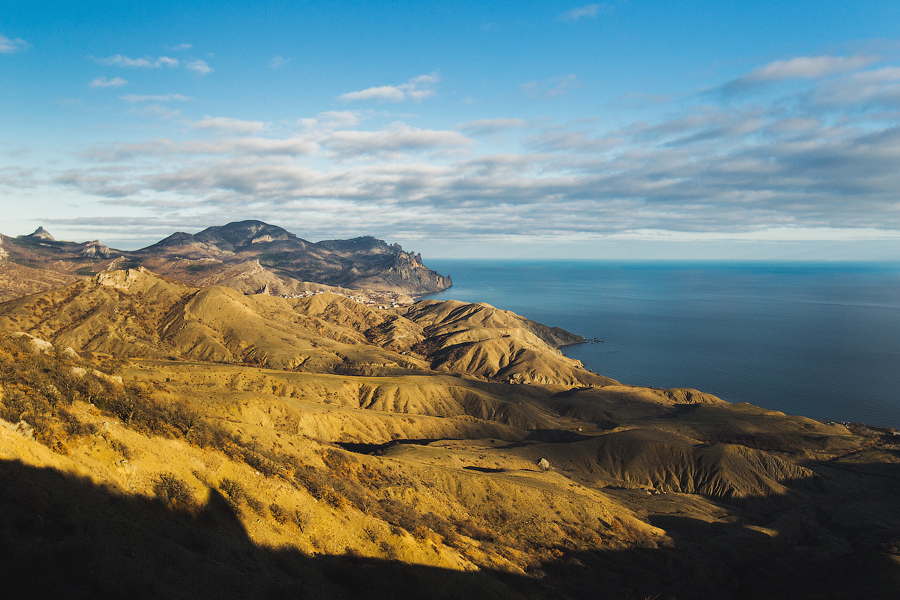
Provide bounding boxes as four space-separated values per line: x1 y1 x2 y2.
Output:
1 267 898 599
0 220 451 302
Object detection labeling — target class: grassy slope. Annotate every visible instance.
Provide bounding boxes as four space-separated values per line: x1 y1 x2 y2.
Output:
0 270 899 598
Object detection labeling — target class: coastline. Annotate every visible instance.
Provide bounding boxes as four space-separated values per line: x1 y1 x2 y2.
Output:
422 259 900 429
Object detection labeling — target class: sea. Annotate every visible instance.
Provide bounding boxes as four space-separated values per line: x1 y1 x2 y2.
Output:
422 260 900 429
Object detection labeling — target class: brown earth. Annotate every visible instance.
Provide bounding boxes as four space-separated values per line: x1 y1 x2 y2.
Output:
0 268 898 599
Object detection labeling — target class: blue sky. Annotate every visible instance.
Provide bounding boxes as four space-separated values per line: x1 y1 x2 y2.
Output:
3 1 900 259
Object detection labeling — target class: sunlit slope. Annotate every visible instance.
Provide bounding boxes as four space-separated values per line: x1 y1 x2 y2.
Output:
406 300 615 387
1 276 897 599
0 268 612 387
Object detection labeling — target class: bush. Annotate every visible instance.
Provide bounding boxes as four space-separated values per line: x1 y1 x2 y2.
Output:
219 478 246 503
153 473 197 514
106 385 199 439
269 503 288 524
218 477 265 515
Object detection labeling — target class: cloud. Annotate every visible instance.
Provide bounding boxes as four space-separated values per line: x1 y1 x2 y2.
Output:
269 55 288 68
526 129 620 153
298 110 365 129
338 73 439 103
456 118 527 135
520 74 581 98
0 166 38 188
0 33 28 53
54 170 141 198
39 53 900 247
93 53 210 75
339 86 405 102
322 122 473 157
166 43 193 51
723 54 880 94
120 94 192 103
90 76 128 88
94 55 180 68
185 59 213 75
561 3 613 21
191 116 268 134
745 55 877 82
808 66 900 108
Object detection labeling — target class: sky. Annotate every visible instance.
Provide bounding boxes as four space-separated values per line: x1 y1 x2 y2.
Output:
3 0 900 259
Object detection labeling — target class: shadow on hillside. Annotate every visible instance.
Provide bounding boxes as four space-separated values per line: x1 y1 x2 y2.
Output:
1 458 899 600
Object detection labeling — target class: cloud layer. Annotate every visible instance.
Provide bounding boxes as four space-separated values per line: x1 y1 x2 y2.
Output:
23 53 900 246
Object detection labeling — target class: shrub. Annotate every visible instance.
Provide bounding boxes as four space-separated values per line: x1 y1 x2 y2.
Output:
219 478 246 504
270 503 288 524
456 518 495 542
154 473 197 514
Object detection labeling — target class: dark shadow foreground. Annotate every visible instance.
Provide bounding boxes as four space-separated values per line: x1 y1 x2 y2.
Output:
1 458 899 599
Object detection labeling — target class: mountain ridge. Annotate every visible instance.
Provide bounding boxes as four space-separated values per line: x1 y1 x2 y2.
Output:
0 220 451 301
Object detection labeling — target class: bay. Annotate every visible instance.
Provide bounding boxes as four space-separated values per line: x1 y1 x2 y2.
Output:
423 260 900 428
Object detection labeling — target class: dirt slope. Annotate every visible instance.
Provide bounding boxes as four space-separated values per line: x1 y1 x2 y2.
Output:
0 272 898 599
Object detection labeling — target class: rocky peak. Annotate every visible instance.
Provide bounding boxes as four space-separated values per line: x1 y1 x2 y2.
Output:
22 226 55 241
82 240 112 258
95 267 152 291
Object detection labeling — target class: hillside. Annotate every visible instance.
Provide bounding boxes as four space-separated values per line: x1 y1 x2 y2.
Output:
0 269 899 599
0 221 452 301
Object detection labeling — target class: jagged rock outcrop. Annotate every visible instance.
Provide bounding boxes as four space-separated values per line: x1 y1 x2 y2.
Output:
81 240 112 258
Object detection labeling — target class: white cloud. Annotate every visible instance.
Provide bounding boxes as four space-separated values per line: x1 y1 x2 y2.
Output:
338 73 439 103
90 76 128 88
745 55 877 82
456 118 527 135
94 54 180 68
120 94 192 103
521 74 581 98
809 66 900 108
185 59 213 75
724 54 881 94
166 43 193 51
39 54 900 248
321 122 472 156
0 33 28 53
298 110 365 129
339 86 406 102
157 56 179 68
562 3 612 21
191 116 268 134
269 55 288 68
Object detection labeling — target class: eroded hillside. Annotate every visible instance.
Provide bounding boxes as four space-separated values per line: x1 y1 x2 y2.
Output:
1 269 899 599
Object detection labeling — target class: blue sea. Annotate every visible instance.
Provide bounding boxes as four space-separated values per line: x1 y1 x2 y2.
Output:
423 260 900 429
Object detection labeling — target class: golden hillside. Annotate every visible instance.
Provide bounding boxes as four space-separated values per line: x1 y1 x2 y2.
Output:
0 269 898 599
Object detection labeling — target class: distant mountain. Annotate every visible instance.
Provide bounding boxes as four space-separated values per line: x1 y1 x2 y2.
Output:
0 220 451 301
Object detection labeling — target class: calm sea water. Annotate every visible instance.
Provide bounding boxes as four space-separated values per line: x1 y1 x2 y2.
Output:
423 260 900 429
